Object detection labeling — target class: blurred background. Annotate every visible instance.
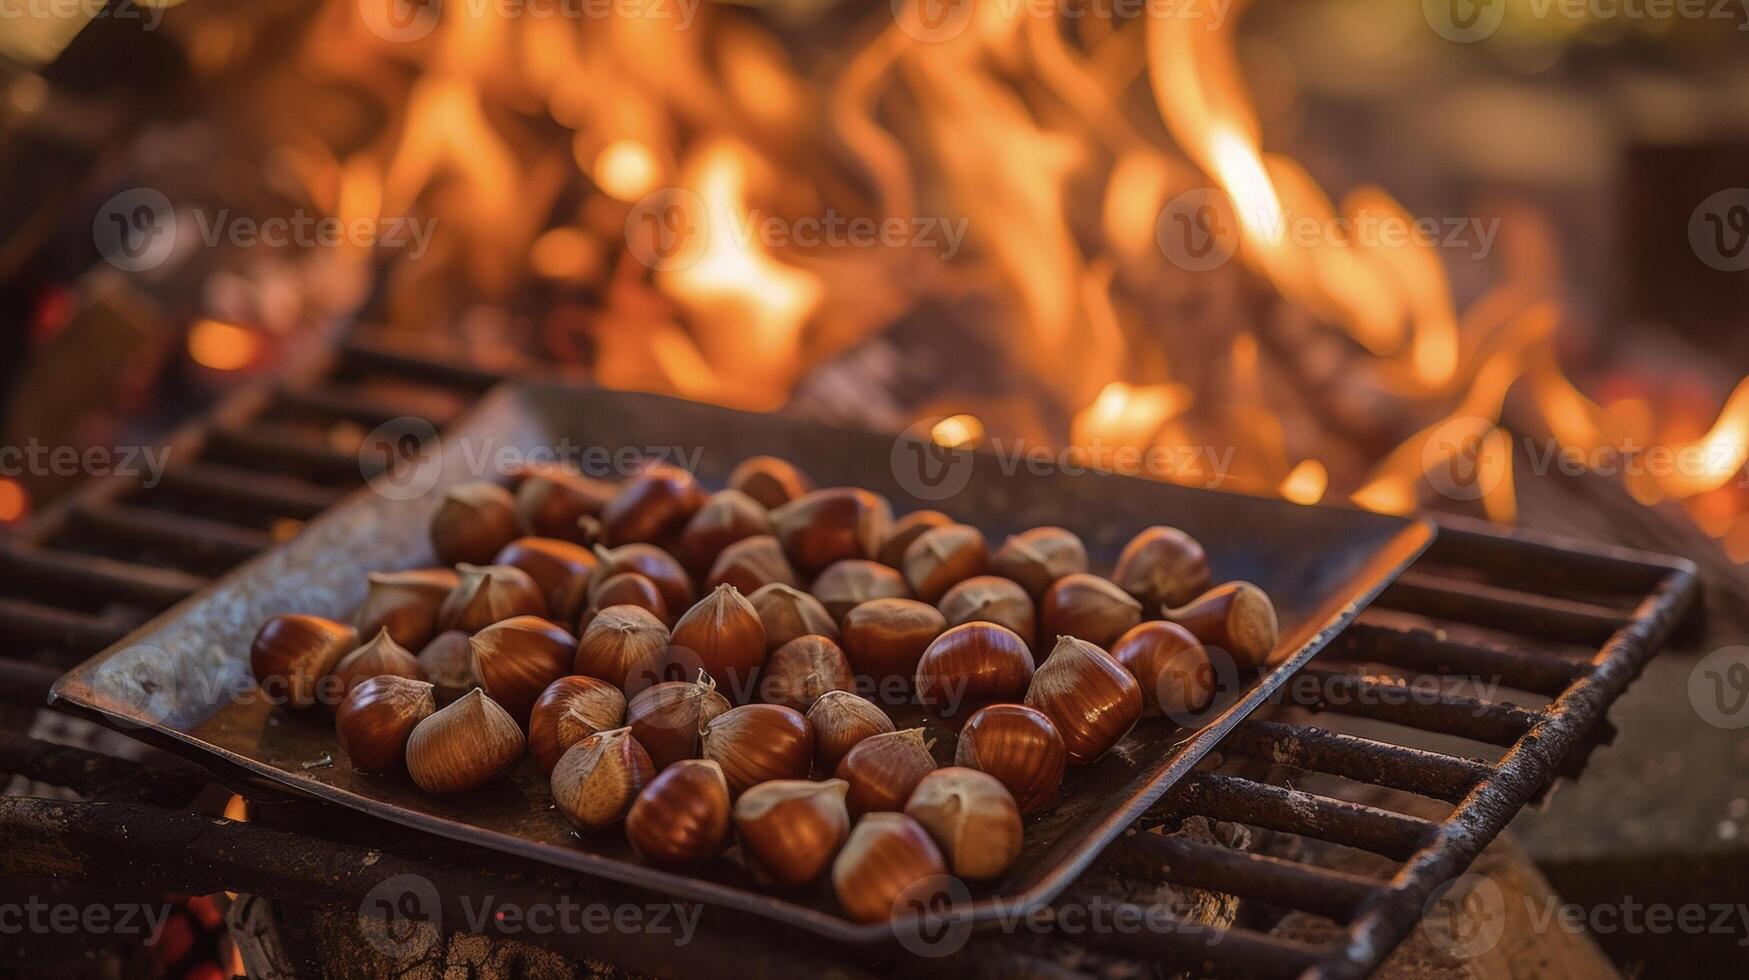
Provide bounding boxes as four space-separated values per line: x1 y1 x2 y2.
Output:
1 0 1747 976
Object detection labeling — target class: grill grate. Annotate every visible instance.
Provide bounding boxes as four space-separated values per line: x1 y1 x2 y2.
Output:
0 331 1700 978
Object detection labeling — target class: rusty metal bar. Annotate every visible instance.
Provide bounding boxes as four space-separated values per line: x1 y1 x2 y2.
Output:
1283 662 1542 747
64 500 270 569
1159 772 1438 862
1423 518 1675 597
339 335 514 392
1224 719 1495 804
205 422 371 483
0 599 132 657
0 542 206 610
1109 830 1380 924
1377 570 1630 646
1052 885 1327 979
272 383 456 430
0 732 204 807
1311 564 1701 980
1337 622 1584 698
156 461 345 520
0 659 63 706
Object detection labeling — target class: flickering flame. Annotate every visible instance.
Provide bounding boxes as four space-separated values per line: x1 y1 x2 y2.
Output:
0 479 26 523
188 319 259 372
1280 460 1329 506
1071 382 1192 453
931 414 985 449
593 139 660 202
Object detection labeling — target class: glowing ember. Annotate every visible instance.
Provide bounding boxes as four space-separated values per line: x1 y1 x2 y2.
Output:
931 415 985 449
0 479 27 524
593 139 660 202
187 320 259 372
1280 460 1329 506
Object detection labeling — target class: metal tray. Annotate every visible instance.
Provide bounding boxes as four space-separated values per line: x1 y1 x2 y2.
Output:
51 382 1434 943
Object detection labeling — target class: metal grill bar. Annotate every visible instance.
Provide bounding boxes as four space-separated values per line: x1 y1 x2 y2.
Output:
1379 570 1632 645
0 541 206 608
0 599 133 655
1161 772 1439 861
64 500 272 569
1284 662 1541 746
1223 719 1494 804
1110 830 1381 924
156 461 344 519
1333 622 1585 698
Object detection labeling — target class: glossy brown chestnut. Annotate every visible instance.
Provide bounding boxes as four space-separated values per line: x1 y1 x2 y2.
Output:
598 462 706 546
835 728 937 816
704 535 798 596
1112 526 1211 609
807 691 897 775
624 673 731 770
770 488 892 575
954 703 1065 814
904 766 1023 880
354 568 458 651
811 560 911 625
676 489 772 574
748 583 838 652
734 779 851 887
250 614 358 709
515 467 614 543
831 812 947 924
590 543 694 616
550 726 653 829
700 703 813 795
1040 573 1142 649
528 675 629 773
1110 621 1215 718
404 689 525 794
991 526 1089 601
758 635 855 711
416 630 477 703
577 572 668 631
438 564 547 632
727 455 811 510
902 523 988 605
493 537 597 623
914 622 1035 729
430 482 521 566
468 615 576 726
573 604 671 695
876 509 952 568
336 675 436 774
937 575 1036 648
625 758 731 870
839 598 945 688
1025 636 1143 764
1163 581 1280 669
665 584 766 702
330 628 424 709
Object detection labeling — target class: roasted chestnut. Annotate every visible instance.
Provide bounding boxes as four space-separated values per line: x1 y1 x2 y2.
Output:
468 615 576 725
354 568 458 651
839 598 946 689
573 604 671 695
330 628 424 709
876 509 952 568
770 488 892 574
438 563 547 632
493 536 597 623
1110 621 1215 719
705 535 798 596
937 575 1036 648
430 482 521 566
1040 573 1142 649
1112 526 1210 609
405 688 525 794
676 489 772 574
625 672 731 770
831 812 947 924
599 461 706 546
528 674 629 773
904 766 1023 880
416 630 478 703
835 728 936 816
1024 636 1142 764
902 523 987 605
954 703 1065 814
590 543 694 616
734 779 851 887
336 675 436 774
515 467 614 543
914 622 1034 728
807 690 897 775
727 455 811 510
250 614 358 709
758 634 855 711
1163 581 1280 669
991 526 1088 601
626 758 732 870
811 559 911 625
665 584 766 702
700 703 814 795
550 726 653 829
577 572 668 630
748 582 838 652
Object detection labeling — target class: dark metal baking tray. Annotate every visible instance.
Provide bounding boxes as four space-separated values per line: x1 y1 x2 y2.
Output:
51 382 1434 942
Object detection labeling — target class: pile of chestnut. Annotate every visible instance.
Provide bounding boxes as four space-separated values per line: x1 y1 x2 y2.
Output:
248 455 1279 923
